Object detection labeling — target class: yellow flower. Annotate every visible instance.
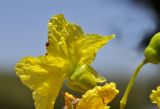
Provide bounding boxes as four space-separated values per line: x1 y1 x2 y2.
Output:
15 14 114 109
64 82 119 109
150 86 160 108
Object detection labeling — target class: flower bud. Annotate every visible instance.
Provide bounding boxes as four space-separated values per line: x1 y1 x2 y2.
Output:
144 32 160 64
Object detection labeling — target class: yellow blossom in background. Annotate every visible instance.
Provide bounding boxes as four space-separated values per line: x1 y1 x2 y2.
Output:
150 86 160 108
15 14 114 109
64 92 80 109
64 82 119 109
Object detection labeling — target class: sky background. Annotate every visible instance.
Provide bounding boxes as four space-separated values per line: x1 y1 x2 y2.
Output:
0 0 159 78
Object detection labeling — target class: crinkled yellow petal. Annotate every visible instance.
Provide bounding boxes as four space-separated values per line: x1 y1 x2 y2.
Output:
97 82 119 105
47 14 115 65
73 34 115 64
15 56 69 109
47 14 83 58
150 86 160 108
76 82 119 109
64 92 110 109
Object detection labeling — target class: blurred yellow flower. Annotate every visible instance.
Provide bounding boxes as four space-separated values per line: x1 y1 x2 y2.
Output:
15 14 114 109
64 82 119 109
64 92 80 109
150 86 160 108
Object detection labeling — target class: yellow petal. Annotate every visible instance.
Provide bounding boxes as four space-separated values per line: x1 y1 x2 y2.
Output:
97 82 119 105
64 92 110 109
150 86 160 108
15 56 69 109
73 34 115 64
76 82 119 109
47 14 83 58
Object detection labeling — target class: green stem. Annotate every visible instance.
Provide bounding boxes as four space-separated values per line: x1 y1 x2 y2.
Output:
120 59 148 109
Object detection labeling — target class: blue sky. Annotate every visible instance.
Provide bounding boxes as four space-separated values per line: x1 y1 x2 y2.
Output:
0 0 158 77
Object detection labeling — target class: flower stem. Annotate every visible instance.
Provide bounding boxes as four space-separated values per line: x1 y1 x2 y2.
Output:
120 59 147 109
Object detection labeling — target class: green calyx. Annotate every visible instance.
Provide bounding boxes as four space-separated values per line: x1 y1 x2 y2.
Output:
144 32 160 64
